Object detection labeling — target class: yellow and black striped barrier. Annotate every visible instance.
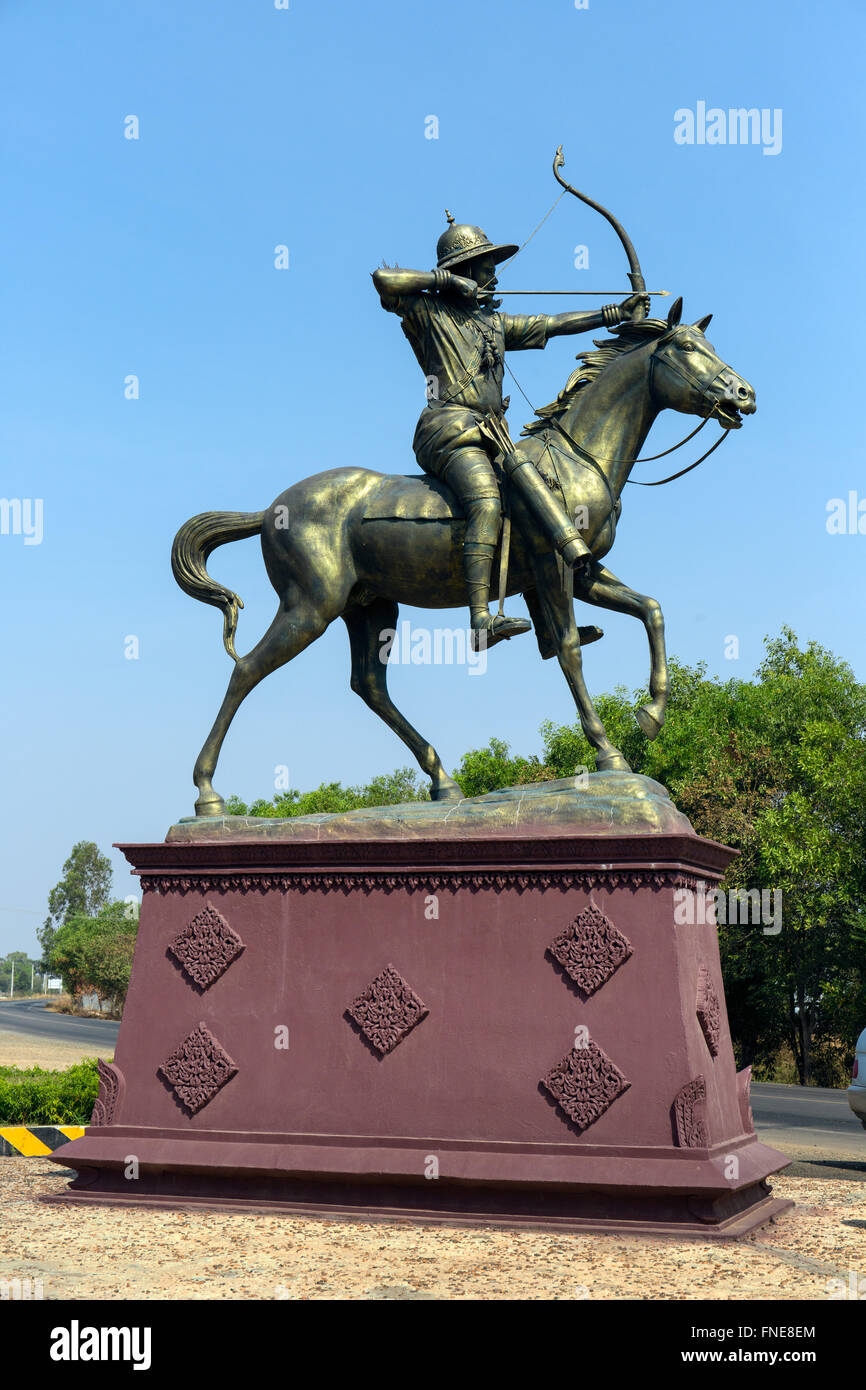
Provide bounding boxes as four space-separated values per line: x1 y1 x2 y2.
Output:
0 1126 85 1156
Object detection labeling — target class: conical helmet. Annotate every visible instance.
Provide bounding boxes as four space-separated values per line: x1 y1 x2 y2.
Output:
435 210 517 271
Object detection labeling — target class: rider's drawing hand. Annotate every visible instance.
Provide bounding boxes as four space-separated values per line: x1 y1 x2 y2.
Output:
618 292 651 320
449 273 479 302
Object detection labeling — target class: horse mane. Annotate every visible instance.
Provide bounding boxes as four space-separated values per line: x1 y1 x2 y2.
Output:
521 316 670 437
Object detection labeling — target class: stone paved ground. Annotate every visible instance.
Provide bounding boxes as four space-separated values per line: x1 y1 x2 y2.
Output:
1 1161 863 1300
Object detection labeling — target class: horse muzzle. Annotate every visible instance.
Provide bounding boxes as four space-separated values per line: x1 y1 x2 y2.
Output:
710 370 756 429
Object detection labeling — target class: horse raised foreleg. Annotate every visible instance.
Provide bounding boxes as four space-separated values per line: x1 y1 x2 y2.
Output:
577 562 669 740
532 558 630 772
193 599 330 815
344 599 462 802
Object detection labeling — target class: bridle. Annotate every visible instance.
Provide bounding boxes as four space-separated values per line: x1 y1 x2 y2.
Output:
507 331 733 523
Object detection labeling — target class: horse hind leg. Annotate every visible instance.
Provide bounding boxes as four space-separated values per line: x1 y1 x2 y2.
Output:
344 599 462 803
193 597 331 816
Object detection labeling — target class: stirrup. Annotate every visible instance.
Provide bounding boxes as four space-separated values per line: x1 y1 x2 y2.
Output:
470 612 531 651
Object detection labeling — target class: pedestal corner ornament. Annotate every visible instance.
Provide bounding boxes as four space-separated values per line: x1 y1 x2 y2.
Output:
696 964 721 1057
673 1075 709 1148
346 965 428 1055
90 1059 125 1127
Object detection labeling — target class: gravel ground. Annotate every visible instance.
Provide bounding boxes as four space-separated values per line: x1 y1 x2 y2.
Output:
1 1161 863 1300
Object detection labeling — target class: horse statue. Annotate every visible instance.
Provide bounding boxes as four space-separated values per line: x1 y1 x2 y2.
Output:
172 287 755 816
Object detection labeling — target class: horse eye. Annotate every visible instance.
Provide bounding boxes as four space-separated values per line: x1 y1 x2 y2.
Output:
680 342 695 352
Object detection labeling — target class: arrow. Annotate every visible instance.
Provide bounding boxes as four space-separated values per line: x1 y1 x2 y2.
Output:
492 289 670 297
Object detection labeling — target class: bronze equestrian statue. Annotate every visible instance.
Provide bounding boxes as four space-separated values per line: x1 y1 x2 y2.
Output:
172 149 755 817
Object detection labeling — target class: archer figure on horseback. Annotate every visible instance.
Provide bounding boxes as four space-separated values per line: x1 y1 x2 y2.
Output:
372 215 649 647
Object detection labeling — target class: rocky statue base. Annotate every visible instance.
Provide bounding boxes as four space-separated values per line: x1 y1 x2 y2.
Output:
46 774 791 1237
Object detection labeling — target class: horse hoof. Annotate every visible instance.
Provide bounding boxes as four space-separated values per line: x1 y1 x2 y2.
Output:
194 793 226 818
431 783 463 803
595 754 632 773
635 705 663 740
577 625 604 646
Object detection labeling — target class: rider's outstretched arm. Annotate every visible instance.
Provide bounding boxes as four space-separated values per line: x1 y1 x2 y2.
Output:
545 291 651 338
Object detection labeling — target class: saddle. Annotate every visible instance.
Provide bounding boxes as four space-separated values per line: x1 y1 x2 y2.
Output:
361 473 465 524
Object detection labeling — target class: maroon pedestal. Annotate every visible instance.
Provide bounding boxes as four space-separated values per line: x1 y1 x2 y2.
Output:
47 802 791 1237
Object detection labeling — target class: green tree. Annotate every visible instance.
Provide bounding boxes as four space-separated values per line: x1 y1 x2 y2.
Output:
226 767 428 818
452 736 553 797
519 633 866 1083
49 901 138 1014
0 951 36 997
40 841 113 961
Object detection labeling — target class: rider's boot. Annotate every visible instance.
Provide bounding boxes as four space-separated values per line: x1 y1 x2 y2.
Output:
501 449 593 576
463 541 531 650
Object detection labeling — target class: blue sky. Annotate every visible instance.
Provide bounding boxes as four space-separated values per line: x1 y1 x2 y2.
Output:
1 0 864 953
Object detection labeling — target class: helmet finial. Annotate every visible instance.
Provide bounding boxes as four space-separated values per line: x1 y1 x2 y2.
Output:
445 208 455 226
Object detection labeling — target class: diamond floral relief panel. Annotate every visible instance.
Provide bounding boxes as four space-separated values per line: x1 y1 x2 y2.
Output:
167 903 245 991
158 1022 238 1116
347 964 428 1056
541 1039 631 1131
547 904 633 995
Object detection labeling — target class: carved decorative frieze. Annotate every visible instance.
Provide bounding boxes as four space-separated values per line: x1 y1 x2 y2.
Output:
347 965 428 1055
89 1058 125 1127
673 1075 708 1147
541 1039 630 1130
696 965 721 1057
142 869 702 896
547 904 633 994
168 903 245 990
158 1023 238 1116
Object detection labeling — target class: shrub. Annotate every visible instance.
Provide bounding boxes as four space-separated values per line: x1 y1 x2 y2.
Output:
0 1058 102 1125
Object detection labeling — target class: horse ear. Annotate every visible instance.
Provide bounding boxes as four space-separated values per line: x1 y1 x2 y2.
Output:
694 313 713 333
666 296 683 328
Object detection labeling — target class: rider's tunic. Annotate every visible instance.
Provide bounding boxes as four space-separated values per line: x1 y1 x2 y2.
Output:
377 287 549 477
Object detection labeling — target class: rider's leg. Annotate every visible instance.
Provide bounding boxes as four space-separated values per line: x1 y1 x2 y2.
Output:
442 448 531 644
499 447 592 571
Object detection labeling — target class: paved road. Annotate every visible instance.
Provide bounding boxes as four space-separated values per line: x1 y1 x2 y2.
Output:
751 1080 865 1180
0 998 120 1049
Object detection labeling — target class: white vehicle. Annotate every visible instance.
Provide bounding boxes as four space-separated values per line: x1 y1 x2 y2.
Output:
848 1027 866 1129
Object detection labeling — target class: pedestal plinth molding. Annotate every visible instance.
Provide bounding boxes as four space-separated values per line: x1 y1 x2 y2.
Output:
547 904 633 994
541 1040 631 1130
347 965 428 1055
157 1023 238 1116
167 903 245 990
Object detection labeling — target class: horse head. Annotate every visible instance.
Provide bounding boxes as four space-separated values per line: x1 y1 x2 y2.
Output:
649 296 756 429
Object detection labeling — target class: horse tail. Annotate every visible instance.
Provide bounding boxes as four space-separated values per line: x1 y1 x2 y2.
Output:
171 510 265 661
